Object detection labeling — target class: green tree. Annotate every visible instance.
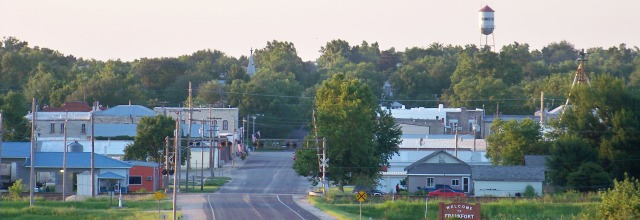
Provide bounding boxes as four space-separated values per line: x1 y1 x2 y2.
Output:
567 162 612 192
311 74 379 191
123 115 176 162
373 108 402 167
597 174 640 219
234 69 306 138
196 80 226 107
555 74 640 180
485 118 546 165
8 179 24 201
546 135 597 187
0 91 30 141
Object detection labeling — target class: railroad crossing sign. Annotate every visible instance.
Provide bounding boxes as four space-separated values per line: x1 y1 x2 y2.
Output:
356 190 367 202
320 158 329 168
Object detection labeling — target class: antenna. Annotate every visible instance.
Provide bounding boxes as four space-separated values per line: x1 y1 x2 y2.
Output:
563 49 590 115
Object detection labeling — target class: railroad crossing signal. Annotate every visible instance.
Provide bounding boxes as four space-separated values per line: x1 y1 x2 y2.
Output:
356 190 367 202
321 158 329 168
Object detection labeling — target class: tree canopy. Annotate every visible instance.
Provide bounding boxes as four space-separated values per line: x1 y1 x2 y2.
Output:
293 73 401 191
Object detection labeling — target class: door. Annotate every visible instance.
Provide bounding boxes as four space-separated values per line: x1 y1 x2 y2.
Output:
463 177 470 193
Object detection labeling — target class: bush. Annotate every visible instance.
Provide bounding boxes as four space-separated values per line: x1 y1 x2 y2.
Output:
524 185 537 197
8 179 24 201
138 188 147 193
596 174 640 219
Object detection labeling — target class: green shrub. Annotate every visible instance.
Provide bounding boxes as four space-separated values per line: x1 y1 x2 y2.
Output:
138 188 147 193
8 179 24 201
524 185 537 197
596 174 640 219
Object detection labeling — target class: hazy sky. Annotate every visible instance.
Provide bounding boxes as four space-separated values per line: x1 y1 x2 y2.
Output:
1 0 638 62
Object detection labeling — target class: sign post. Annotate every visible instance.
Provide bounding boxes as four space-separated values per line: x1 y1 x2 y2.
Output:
356 190 367 220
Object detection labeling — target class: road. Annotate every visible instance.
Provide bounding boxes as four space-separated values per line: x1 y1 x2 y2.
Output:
180 151 334 220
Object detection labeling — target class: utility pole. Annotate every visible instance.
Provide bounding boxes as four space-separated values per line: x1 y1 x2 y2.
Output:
473 117 477 152
0 111 3 198
454 124 458 158
200 120 205 191
173 115 180 220
208 106 214 178
62 112 68 201
30 98 36 207
91 102 95 198
540 91 544 127
165 136 169 190
186 82 193 192
322 138 327 196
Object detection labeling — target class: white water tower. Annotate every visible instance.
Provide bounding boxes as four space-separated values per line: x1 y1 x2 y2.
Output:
479 5 495 51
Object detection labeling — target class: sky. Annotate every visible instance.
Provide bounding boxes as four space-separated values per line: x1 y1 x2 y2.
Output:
1 0 638 62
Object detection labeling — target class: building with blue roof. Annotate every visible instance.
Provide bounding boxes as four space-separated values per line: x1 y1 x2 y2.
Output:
1 142 133 195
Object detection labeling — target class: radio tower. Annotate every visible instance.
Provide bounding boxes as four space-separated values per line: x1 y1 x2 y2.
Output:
563 49 589 114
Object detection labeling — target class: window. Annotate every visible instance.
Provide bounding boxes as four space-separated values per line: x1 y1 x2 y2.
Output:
50 123 55 133
146 176 153 181
81 124 86 133
129 176 142 185
60 123 65 133
451 179 460 186
223 120 228 130
427 177 434 187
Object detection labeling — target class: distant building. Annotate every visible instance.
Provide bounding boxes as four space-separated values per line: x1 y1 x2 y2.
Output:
125 161 163 193
246 49 256 77
384 104 484 135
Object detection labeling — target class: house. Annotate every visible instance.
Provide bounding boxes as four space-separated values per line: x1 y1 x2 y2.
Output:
2 141 133 195
471 165 545 197
23 151 133 195
125 161 163 193
404 150 472 194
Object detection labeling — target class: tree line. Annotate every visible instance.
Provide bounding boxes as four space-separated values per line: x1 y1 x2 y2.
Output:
1 36 640 140
2 36 640 191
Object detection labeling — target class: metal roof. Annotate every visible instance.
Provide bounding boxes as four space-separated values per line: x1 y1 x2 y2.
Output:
1 142 31 158
126 160 160 168
479 5 495 12
98 172 126 179
471 165 545 182
25 152 133 169
93 105 156 117
94 124 138 137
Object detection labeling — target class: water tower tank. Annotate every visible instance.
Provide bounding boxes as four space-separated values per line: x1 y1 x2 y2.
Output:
68 141 84 152
479 5 495 35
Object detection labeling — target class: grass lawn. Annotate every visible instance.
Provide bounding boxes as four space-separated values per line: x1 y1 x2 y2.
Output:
0 195 179 220
175 176 230 193
309 187 600 220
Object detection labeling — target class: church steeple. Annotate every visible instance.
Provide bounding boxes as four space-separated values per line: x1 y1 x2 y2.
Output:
247 48 256 77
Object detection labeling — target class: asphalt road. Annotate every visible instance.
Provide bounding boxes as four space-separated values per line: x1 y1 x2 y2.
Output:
181 151 333 220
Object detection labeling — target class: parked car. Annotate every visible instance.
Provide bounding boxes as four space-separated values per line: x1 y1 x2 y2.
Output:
418 184 464 193
428 189 466 197
352 186 387 196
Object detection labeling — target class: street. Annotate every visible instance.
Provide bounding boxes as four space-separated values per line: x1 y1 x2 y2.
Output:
180 151 334 220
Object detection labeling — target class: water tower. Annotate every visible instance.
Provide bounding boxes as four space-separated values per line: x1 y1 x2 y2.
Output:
479 5 495 51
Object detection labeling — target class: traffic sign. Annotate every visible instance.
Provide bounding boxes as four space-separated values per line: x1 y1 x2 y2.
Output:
321 158 329 168
356 190 367 202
